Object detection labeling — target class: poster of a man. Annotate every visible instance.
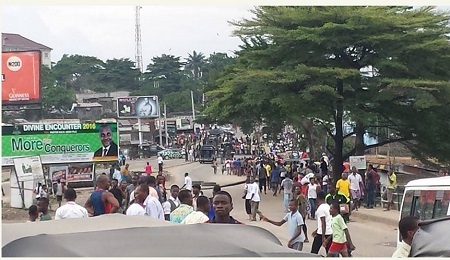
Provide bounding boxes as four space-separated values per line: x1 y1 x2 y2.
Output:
135 97 158 117
93 124 118 159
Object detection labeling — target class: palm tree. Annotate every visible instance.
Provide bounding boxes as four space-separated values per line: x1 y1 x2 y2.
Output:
185 51 206 80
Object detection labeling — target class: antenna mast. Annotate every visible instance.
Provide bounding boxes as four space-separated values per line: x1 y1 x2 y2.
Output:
135 6 143 73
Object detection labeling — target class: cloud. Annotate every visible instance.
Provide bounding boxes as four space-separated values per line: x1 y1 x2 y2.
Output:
2 5 254 67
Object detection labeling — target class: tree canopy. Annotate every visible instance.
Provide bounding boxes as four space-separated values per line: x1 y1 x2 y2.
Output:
204 6 450 178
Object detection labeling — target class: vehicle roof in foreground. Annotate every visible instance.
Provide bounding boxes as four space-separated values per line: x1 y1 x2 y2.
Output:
410 216 450 257
405 176 450 187
2 214 318 257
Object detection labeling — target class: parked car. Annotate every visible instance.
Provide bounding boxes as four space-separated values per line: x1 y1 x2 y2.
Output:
161 149 183 160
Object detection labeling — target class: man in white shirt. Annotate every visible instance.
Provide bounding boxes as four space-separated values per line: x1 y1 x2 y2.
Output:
180 195 210 224
144 192 165 220
162 184 180 220
392 216 419 258
249 177 262 221
157 153 164 173
348 166 365 211
181 172 193 191
126 184 148 216
55 188 88 220
311 191 333 255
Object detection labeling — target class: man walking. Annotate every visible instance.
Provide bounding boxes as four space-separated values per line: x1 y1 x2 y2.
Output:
261 199 305 251
249 177 262 221
281 174 294 212
181 172 193 191
258 162 267 194
365 164 376 209
392 216 419 257
270 164 281 196
157 153 164 173
311 191 333 255
348 167 364 211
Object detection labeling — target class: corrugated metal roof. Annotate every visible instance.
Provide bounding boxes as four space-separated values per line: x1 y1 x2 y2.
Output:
2 33 52 51
75 102 103 108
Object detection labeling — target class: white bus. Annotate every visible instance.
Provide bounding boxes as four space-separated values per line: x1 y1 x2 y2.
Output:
397 176 450 247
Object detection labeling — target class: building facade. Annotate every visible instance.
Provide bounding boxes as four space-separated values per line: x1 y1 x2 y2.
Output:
2 33 52 68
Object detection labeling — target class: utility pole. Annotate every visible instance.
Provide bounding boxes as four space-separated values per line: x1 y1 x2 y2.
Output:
164 103 169 147
135 6 143 73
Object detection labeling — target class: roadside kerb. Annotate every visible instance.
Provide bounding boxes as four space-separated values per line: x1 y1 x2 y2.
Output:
350 208 399 227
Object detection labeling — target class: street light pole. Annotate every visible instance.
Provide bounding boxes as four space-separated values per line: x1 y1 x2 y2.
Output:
164 102 168 147
158 103 163 146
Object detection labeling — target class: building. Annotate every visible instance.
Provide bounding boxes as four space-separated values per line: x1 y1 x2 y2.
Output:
2 33 52 68
71 102 103 121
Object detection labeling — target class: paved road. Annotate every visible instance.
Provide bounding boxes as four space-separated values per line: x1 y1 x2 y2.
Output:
167 161 398 257
2 158 398 256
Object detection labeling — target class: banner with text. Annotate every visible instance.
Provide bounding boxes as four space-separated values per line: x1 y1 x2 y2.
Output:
2 122 119 166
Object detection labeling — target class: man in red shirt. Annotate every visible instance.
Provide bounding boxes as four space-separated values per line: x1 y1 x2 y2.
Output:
145 162 153 175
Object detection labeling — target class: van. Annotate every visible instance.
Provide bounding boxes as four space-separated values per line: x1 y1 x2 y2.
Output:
397 176 450 248
199 145 216 164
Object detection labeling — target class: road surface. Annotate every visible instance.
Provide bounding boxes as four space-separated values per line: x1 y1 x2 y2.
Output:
167 160 398 257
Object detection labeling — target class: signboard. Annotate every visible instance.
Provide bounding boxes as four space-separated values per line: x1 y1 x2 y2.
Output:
49 165 68 182
67 163 94 182
349 156 367 170
13 156 45 182
117 96 159 118
2 122 119 166
2 51 41 104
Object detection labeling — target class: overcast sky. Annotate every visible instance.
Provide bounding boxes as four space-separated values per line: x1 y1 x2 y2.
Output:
2 6 255 66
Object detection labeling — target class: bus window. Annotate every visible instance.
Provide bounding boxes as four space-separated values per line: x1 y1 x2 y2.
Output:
434 190 450 218
412 190 437 221
401 190 414 219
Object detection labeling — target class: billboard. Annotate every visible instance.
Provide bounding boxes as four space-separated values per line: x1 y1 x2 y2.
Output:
2 122 119 166
49 164 94 182
117 96 159 118
13 156 45 182
2 51 41 104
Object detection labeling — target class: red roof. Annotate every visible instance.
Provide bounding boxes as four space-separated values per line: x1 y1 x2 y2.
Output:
2 33 52 51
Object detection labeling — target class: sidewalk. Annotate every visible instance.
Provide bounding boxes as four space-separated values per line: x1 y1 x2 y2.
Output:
350 205 400 227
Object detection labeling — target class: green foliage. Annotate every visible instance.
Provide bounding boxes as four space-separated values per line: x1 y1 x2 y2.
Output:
206 6 450 172
41 65 76 113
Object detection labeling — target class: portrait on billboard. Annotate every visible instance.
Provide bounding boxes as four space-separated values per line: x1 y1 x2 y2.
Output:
117 96 159 118
93 124 119 158
134 96 158 117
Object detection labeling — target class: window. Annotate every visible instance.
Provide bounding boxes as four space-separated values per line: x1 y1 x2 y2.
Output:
44 52 49 58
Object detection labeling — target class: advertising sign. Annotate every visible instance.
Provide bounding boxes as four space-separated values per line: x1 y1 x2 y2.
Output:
117 96 159 118
2 51 41 104
2 122 119 166
49 165 68 182
67 163 94 182
13 156 45 182
349 156 367 170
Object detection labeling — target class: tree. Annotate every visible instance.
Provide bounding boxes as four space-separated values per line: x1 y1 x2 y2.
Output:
41 65 76 115
97 58 141 92
144 54 185 95
205 6 450 181
52 54 106 93
185 51 206 80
